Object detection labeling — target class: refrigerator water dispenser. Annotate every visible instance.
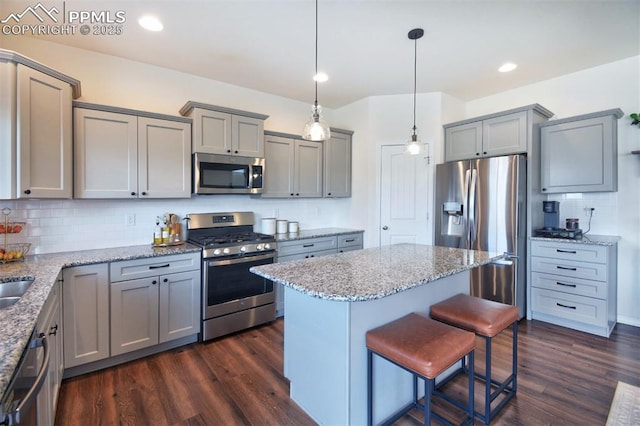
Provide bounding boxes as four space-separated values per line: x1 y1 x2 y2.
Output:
441 202 464 236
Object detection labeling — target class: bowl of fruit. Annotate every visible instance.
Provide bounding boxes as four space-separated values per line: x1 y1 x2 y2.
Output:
0 243 30 262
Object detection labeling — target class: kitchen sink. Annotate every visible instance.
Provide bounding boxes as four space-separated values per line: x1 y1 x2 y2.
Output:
0 279 34 308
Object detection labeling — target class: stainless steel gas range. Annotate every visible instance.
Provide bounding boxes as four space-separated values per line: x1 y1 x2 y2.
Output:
186 212 277 341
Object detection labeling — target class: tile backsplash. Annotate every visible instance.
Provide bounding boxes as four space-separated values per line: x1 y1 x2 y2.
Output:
0 197 349 255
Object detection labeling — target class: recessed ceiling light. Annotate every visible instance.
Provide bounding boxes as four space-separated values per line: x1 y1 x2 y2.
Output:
138 15 163 32
313 72 328 83
498 62 517 73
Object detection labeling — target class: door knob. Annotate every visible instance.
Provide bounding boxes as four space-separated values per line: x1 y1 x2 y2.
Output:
382 226 389 230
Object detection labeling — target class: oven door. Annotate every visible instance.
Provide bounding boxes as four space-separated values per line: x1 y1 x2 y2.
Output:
203 252 275 320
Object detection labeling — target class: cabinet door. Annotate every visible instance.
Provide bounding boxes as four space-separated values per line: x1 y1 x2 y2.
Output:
138 117 192 198
63 264 110 368
263 135 295 197
232 115 264 157
74 108 138 198
158 270 201 343
540 115 617 193
444 121 482 162
324 132 352 197
482 111 527 157
110 277 159 356
295 140 323 197
17 64 72 199
192 108 232 154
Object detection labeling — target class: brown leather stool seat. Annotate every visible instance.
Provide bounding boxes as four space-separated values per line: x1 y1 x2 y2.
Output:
366 312 475 426
430 293 519 424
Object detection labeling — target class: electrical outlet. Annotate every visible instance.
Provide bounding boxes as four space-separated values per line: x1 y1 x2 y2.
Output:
125 214 136 226
583 207 595 217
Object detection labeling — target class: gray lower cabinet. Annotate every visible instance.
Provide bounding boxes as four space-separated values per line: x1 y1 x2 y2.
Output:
109 253 200 356
35 273 62 426
62 263 110 368
275 233 363 316
530 239 617 337
263 132 323 198
539 108 623 193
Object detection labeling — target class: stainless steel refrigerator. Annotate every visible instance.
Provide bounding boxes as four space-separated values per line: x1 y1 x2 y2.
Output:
435 154 526 318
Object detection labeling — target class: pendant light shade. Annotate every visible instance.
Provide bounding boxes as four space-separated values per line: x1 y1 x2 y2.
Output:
405 28 424 155
302 0 331 141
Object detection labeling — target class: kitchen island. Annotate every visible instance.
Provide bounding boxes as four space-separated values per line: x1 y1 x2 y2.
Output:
250 243 503 425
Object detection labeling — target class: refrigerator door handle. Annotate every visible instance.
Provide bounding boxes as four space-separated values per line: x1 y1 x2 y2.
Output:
464 168 472 244
468 168 478 245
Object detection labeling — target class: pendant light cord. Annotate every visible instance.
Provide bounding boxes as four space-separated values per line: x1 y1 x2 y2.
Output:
412 35 417 133
314 0 319 107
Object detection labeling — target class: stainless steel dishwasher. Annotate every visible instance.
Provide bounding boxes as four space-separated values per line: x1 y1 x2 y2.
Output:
0 328 50 425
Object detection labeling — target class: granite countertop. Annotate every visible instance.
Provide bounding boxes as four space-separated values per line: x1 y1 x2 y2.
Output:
273 227 363 242
251 243 502 302
0 243 201 402
530 234 621 246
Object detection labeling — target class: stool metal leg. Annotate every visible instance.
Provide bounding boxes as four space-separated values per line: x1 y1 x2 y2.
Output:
367 349 373 426
512 321 518 393
424 379 433 426
468 350 475 425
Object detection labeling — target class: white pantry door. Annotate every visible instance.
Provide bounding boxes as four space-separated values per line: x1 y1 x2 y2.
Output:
379 145 430 246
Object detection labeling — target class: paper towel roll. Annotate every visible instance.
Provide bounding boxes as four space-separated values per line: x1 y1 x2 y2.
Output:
276 220 288 234
261 218 276 235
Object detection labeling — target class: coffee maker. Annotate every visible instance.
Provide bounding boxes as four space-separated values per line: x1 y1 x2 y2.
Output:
534 201 582 239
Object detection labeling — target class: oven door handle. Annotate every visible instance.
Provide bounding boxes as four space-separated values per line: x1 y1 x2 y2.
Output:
9 333 50 426
206 252 275 267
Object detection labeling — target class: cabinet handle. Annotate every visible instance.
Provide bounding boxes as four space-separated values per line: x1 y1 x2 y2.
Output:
309 254 314 258
483 151 487 155
328 193 332 196
152 280 157 285
556 281 577 288
556 266 577 271
49 324 58 336
227 149 231 153
345 239 355 243
296 193 300 196
23 189 31 195
305 255 309 258
557 302 576 310
163 278 169 283
234 150 238 154
290 193 294 196
149 264 170 269
556 249 577 254
141 191 147 196
475 153 480 156
131 192 136 196
542 188 547 192
303 244 314 248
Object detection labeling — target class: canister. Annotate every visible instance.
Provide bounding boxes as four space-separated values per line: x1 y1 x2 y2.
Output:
276 220 288 234
261 218 276 235
288 221 299 233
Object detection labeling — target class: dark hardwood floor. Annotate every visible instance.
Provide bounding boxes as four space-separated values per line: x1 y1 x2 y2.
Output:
55 318 640 425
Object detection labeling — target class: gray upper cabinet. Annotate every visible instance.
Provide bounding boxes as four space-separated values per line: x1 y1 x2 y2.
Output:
539 109 623 193
324 129 353 198
263 132 323 198
180 101 269 157
444 104 553 162
74 103 192 199
0 50 81 199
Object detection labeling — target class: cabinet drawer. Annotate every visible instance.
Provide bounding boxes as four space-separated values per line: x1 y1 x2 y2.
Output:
531 288 607 327
531 272 607 300
531 240 608 264
278 248 337 263
531 256 607 282
110 252 200 282
278 236 337 256
338 233 363 249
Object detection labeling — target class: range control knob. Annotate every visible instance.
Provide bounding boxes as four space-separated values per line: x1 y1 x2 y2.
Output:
240 246 247 253
256 244 264 251
264 243 271 250
223 248 230 255
213 249 222 256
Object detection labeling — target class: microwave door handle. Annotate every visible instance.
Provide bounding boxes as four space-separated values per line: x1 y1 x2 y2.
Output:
11 334 50 426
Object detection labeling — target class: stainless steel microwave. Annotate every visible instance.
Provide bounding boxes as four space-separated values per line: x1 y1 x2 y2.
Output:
193 153 264 194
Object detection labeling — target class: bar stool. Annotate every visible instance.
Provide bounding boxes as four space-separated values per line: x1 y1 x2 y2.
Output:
430 293 519 424
366 312 475 426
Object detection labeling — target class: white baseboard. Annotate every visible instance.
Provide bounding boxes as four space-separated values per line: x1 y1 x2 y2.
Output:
617 315 640 328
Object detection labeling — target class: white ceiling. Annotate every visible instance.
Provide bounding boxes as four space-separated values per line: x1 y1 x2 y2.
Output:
2 0 639 108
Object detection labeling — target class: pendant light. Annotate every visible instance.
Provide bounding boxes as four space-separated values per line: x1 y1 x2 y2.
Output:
405 28 424 155
302 0 331 141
